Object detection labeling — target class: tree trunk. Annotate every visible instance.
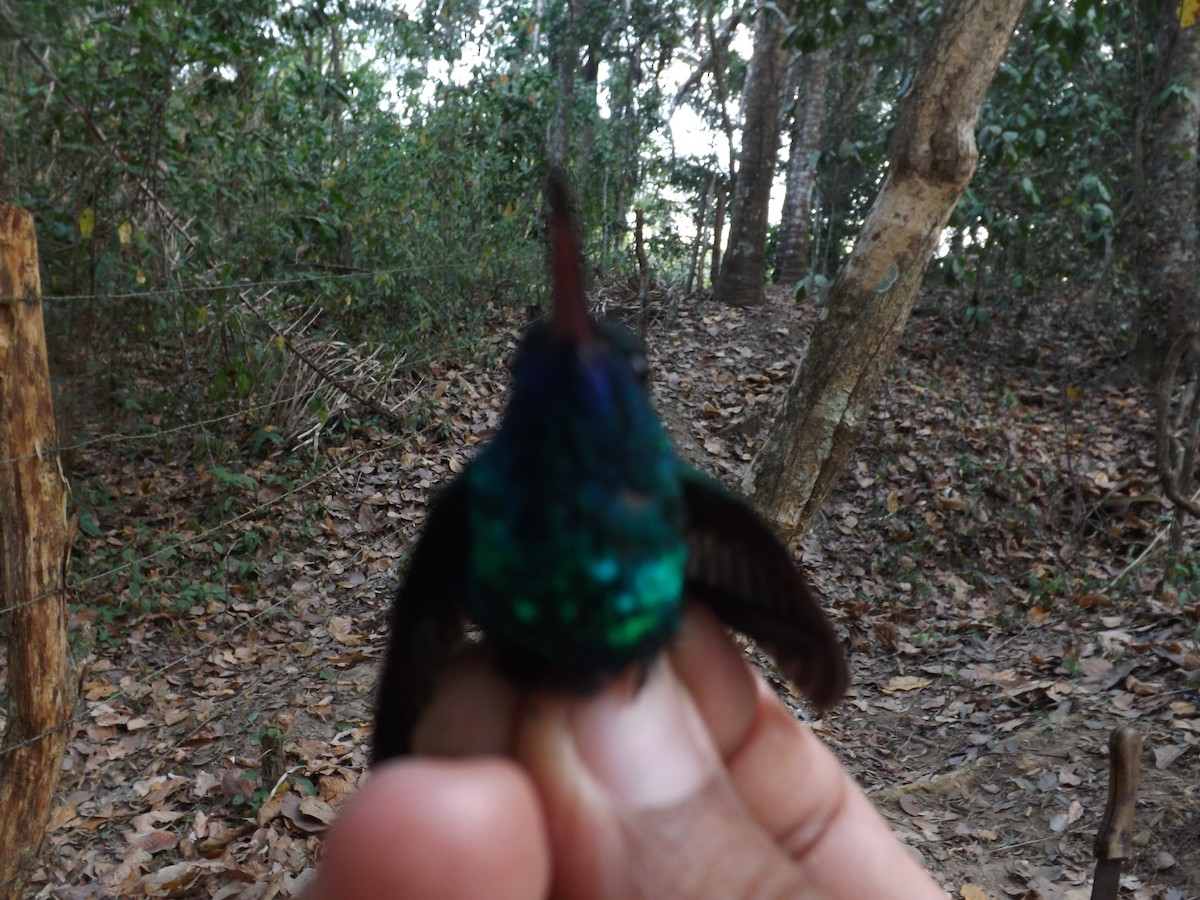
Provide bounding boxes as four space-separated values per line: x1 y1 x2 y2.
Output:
710 183 726 286
712 5 788 307
0 205 74 891
546 0 587 168
741 0 1029 542
686 172 714 294
774 47 831 286
815 44 879 276
604 33 646 269
1131 6 1200 380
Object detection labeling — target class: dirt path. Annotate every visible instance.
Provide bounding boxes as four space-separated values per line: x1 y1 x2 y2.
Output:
22 287 1198 897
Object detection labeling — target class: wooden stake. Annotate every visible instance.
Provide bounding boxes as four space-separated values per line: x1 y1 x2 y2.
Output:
0 204 74 892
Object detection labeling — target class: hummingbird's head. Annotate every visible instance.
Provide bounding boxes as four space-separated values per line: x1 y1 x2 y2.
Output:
509 173 650 414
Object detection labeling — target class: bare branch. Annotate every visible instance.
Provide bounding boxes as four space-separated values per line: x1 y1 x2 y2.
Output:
1154 327 1200 519
670 8 743 115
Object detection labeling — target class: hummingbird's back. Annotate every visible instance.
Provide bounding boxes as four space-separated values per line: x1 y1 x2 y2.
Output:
464 321 689 688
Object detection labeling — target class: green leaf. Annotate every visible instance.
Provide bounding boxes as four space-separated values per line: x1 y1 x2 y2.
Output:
211 466 258 491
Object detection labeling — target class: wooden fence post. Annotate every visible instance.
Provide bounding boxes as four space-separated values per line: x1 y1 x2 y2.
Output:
0 204 74 892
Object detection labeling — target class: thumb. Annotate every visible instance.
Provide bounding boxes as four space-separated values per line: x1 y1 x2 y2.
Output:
515 662 807 900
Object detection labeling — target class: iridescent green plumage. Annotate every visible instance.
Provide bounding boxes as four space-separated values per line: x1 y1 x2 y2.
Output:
465 316 687 685
372 175 848 762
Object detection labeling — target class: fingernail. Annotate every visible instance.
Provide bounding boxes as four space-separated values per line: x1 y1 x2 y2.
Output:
571 664 713 808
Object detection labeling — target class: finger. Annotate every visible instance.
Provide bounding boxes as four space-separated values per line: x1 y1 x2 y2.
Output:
668 604 759 756
673 608 945 898
306 758 550 900
413 644 518 756
514 662 808 900
670 606 845 839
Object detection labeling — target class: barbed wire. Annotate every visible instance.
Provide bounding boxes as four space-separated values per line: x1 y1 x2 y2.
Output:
0 262 515 777
0 715 76 766
0 584 67 617
0 385 329 468
0 429 418 760
0 252 543 306
0 328 508 468
0 326 503 615
0 317 507 624
0 374 439 622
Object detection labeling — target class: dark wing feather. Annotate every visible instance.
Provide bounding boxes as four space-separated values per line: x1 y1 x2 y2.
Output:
681 468 849 712
372 477 470 762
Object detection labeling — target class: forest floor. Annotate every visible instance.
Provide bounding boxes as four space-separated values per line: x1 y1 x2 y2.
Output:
11 284 1200 898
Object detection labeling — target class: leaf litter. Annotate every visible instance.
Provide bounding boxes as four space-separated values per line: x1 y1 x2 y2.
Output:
12 284 1200 898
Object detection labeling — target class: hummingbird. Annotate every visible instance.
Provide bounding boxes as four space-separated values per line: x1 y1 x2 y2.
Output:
372 175 848 762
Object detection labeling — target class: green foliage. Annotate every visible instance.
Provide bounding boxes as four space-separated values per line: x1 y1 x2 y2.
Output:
1164 551 1200 606
7 2 1183 638
936 0 1156 324
1 0 1174 364
795 271 830 302
211 465 258 492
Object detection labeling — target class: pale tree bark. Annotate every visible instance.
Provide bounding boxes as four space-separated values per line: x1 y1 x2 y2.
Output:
0 205 74 892
775 47 832 286
741 0 1029 542
712 5 788 307
710 183 726 286
1131 5 1200 380
686 172 715 293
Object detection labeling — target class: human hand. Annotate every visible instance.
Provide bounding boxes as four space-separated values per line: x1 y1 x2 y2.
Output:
305 607 948 899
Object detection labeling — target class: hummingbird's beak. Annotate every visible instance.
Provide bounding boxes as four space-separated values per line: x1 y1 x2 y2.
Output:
547 173 593 344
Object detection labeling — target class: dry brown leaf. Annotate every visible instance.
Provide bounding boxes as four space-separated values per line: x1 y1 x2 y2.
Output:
141 860 214 893
327 615 363 646
83 681 119 700
124 828 179 853
1154 850 1176 870
881 675 932 694
135 775 188 806
1153 743 1187 769
46 802 80 832
298 796 336 823
1125 676 1161 696
92 704 131 727
195 820 253 856
318 774 356 803
283 795 335 834
193 771 220 798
